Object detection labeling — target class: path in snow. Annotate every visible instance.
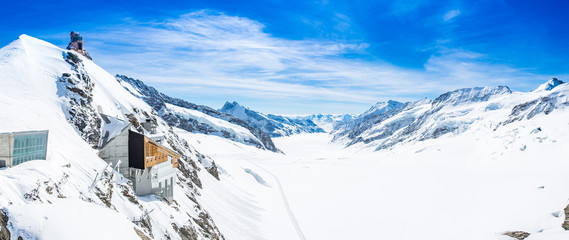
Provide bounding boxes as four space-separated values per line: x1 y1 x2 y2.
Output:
246 158 307 240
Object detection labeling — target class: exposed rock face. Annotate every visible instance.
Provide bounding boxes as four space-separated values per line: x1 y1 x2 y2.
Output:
116 75 280 152
57 51 102 147
172 223 199 240
499 89 569 128
206 161 220 181
503 231 530 240
0 209 11 240
563 204 569 230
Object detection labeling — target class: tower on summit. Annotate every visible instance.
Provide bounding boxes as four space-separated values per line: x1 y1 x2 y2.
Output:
67 31 92 60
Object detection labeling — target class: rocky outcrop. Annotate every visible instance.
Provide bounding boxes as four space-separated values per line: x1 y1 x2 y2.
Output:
0 209 11 240
206 161 220 181
503 231 530 240
498 89 569 128
57 51 102 147
562 204 569 230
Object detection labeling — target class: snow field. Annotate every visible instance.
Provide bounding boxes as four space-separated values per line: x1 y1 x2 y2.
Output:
183 108 569 240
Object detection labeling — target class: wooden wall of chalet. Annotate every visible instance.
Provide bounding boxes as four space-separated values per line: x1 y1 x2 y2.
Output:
143 138 179 169
128 130 180 169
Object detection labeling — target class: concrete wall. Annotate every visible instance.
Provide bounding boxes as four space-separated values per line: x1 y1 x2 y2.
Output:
132 161 176 201
99 127 130 174
0 133 14 167
133 168 153 196
150 160 177 201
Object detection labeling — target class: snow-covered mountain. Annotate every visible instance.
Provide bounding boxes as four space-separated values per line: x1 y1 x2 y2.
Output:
116 75 280 152
219 101 325 137
333 83 569 151
535 77 565 92
332 100 407 139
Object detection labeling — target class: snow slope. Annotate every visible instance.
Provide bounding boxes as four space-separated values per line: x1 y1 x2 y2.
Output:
185 118 569 240
175 129 303 240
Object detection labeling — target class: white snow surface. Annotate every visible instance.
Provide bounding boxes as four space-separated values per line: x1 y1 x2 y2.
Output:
184 116 569 239
6 199 139 240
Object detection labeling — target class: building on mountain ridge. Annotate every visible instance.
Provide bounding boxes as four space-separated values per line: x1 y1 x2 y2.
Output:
0 130 49 168
98 122 179 201
67 31 92 60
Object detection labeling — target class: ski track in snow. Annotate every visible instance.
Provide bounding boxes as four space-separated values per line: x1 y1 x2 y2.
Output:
246 158 307 240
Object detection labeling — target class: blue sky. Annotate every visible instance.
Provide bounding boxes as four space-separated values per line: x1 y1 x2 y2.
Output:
1 0 568 114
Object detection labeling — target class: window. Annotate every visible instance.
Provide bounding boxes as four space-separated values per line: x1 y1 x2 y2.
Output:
11 132 48 166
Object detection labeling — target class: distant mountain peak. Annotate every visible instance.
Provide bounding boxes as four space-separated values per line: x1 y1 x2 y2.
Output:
221 101 244 110
535 78 565 91
362 100 405 116
433 86 511 106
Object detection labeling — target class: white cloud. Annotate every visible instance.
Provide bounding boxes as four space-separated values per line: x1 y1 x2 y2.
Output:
443 9 461 22
83 10 545 114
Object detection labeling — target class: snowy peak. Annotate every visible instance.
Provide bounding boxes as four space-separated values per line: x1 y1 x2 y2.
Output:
221 101 244 111
433 86 511 106
362 100 405 117
220 101 261 121
535 77 565 91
